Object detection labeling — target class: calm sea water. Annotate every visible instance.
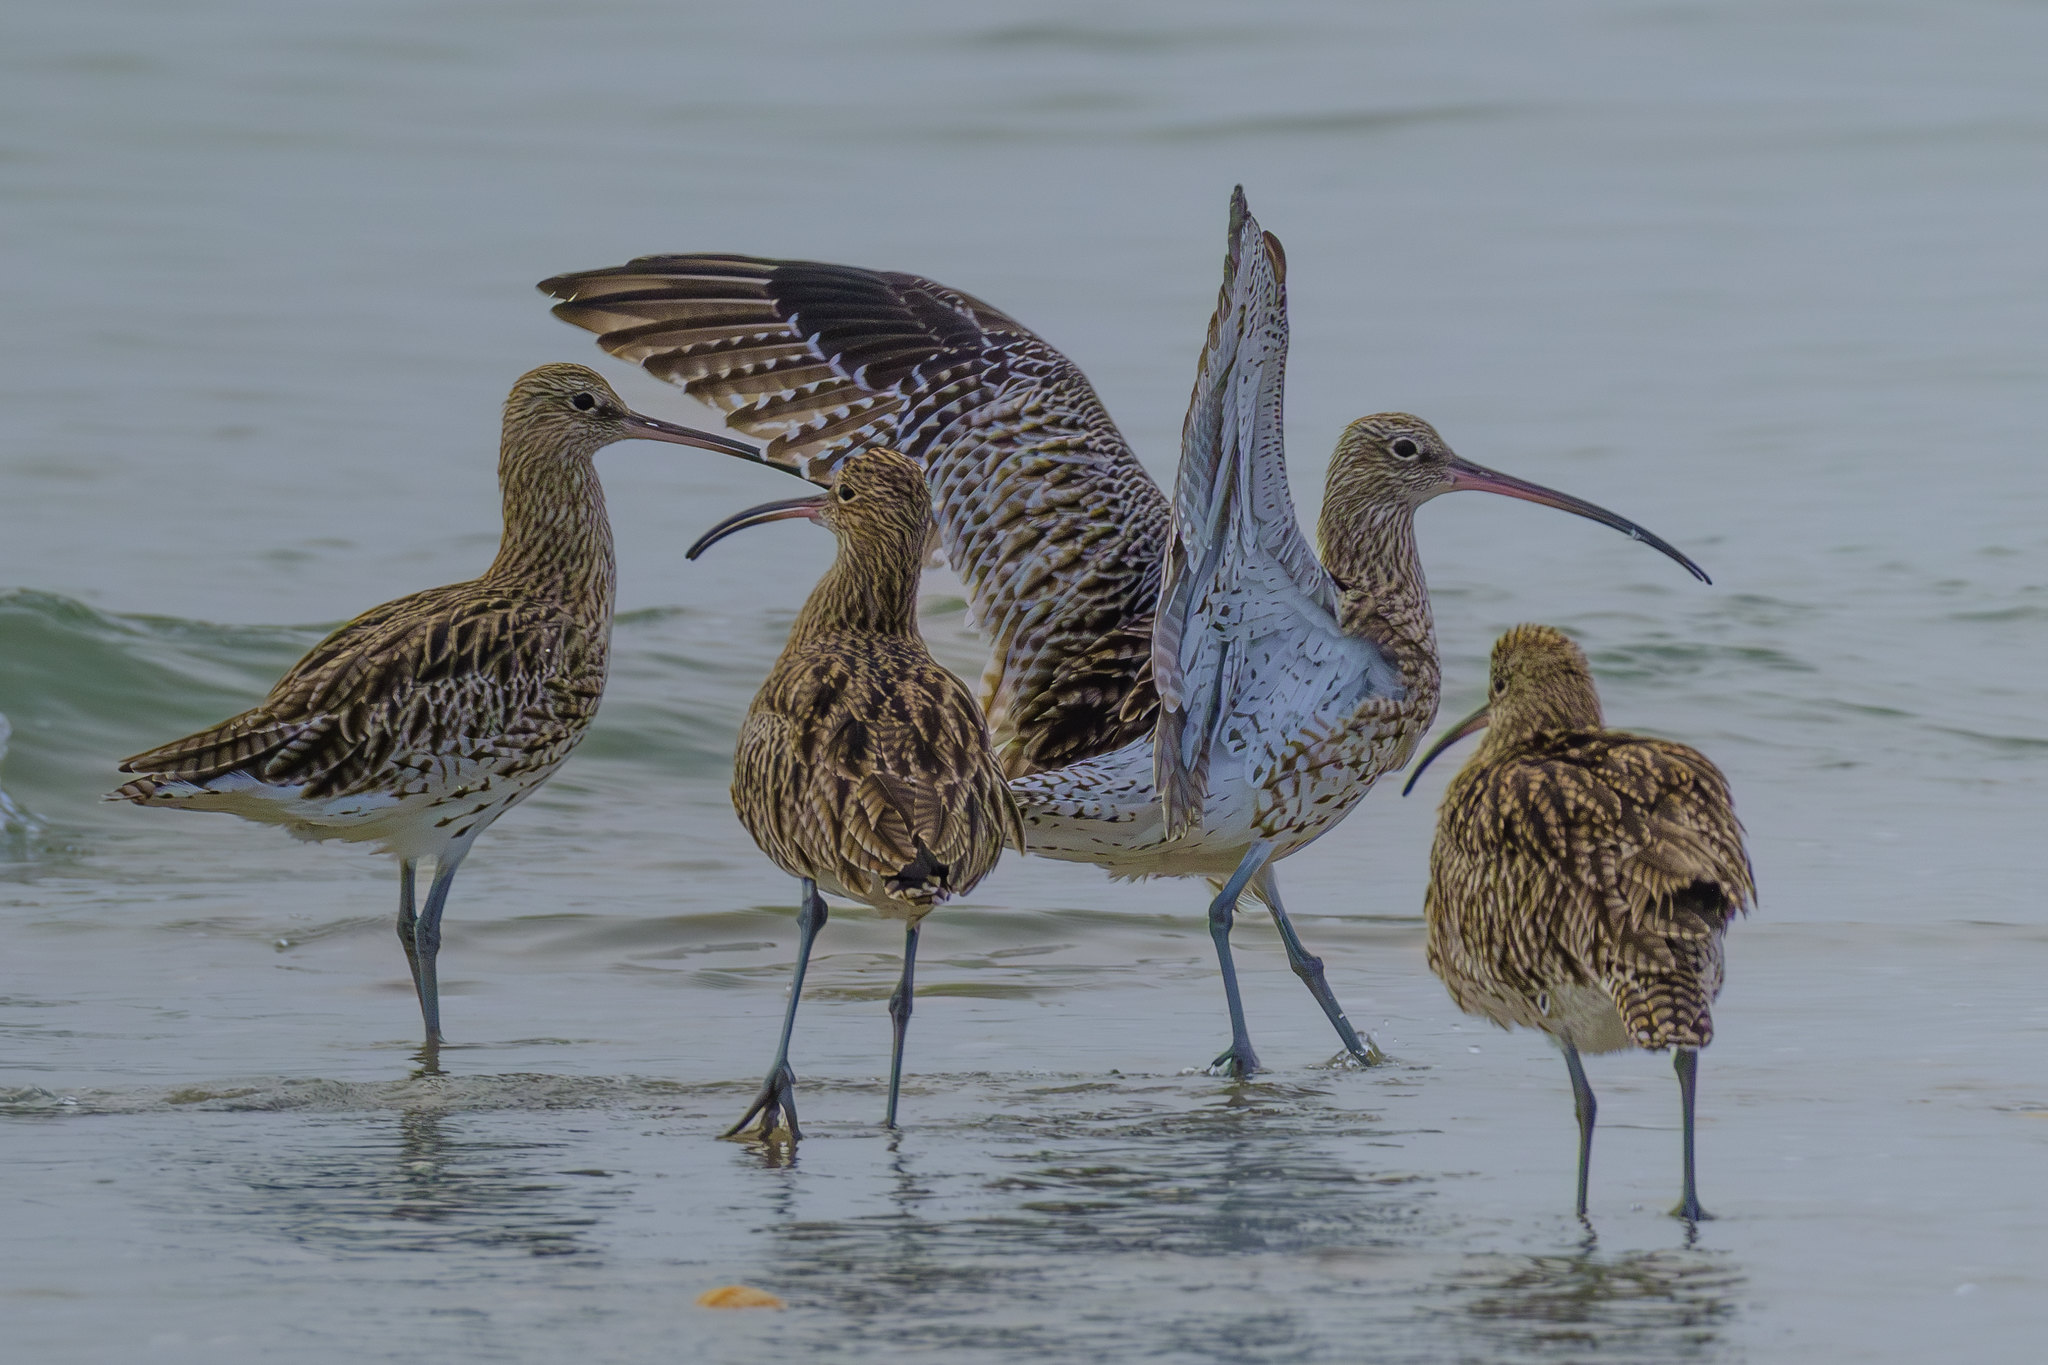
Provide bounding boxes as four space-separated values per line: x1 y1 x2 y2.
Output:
4 2 2046 1360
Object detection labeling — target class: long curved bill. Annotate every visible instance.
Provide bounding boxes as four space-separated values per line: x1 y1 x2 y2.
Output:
1445 457 1711 585
1401 701 1491 796
686 493 827 560
620 410 765 460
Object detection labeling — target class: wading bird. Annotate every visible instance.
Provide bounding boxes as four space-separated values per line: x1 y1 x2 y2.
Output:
691 447 1020 1139
114 365 757 1053
1404 624 1754 1220
540 191 1707 1075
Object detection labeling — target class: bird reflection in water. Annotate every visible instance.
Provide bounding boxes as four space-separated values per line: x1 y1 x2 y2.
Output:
242 1107 610 1259
744 1087 1425 1357
1444 1243 1743 1363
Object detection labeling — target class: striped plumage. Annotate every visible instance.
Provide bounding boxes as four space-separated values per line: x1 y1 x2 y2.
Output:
1003 197 1707 1076
699 447 1020 1139
541 189 1708 1077
1411 624 1754 1220
114 590 603 838
114 364 759 1050
539 248 1169 779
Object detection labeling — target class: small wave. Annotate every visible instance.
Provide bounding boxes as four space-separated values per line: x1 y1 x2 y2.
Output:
1155 103 1512 143
1929 724 2048 754
970 21 1267 54
1589 637 1819 679
0 589 322 817
0 590 788 819
0 711 27 837
0 1072 707 1117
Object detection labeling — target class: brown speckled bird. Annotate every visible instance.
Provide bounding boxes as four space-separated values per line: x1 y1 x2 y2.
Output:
113 364 758 1053
689 446 1021 1140
539 244 1167 781
543 191 1710 1077
1405 624 1754 1221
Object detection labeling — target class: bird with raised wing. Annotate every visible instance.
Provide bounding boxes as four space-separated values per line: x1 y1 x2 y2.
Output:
690 446 1020 1140
539 190 1709 1076
114 364 759 1054
1403 624 1754 1221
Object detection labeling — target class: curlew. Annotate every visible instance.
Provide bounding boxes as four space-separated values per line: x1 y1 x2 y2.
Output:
691 446 1020 1140
538 190 1708 1075
114 364 758 1052
1404 624 1754 1221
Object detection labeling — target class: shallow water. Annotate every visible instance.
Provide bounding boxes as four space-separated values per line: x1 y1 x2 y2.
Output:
4 1 2047 1360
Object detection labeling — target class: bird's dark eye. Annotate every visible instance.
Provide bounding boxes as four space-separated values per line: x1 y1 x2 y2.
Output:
1493 675 1508 695
836 484 856 501
571 392 596 411
1391 437 1420 460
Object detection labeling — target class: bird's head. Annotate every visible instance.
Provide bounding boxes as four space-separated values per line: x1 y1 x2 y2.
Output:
503 363 761 461
819 447 933 547
1402 624 1604 794
1320 414 1709 584
684 446 932 560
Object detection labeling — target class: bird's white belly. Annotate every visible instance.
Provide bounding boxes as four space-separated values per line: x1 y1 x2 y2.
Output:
1011 729 1381 880
1542 982 1634 1054
138 752 563 862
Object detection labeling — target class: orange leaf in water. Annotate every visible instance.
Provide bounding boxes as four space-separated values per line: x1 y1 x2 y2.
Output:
696 1286 785 1309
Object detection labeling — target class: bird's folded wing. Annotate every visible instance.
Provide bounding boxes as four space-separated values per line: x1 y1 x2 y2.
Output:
1479 739 1756 947
832 713 1020 899
118 591 586 799
1153 187 1392 836
539 252 1170 776
1598 739 1757 930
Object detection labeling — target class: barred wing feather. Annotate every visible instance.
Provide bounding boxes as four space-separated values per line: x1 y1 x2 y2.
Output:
540 255 1171 776
1153 189 1400 837
117 589 596 800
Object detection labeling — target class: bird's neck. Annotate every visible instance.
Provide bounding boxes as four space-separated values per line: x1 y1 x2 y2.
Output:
1320 501 1440 703
789 535 922 641
483 446 617 617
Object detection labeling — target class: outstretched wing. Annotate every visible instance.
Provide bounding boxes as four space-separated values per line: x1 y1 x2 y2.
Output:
1152 188 1400 836
117 587 596 801
539 254 1169 776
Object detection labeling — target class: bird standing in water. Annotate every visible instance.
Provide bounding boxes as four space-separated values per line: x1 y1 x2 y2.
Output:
113 364 758 1055
1405 624 1754 1221
539 190 1708 1076
692 446 1020 1140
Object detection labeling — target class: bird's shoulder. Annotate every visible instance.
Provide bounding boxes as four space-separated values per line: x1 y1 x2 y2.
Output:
259 584 591 719
1448 728 1754 916
118 584 598 789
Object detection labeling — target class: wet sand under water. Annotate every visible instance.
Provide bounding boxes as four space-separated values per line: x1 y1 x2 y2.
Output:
5 899 2044 1362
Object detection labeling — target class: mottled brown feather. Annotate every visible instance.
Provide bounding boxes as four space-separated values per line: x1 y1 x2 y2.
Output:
540 255 1169 776
1424 627 1755 1053
116 590 598 802
729 449 1021 919
109 366 721 837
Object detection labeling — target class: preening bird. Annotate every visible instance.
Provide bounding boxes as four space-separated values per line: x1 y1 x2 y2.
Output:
692 446 1020 1140
540 190 1708 1076
113 364 758 1053
1405 624 1755 1221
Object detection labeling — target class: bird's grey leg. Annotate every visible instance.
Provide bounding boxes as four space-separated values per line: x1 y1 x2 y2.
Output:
1207 841 1275 1079
884 923 920 1129
726 878 828 1142
412 839 475 1049
1251 866 1384 1066
395 860 423 1000
1562 1040 1597 1220
1671 1047 1711 1222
